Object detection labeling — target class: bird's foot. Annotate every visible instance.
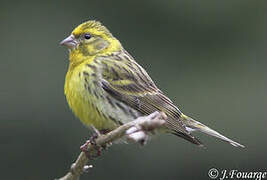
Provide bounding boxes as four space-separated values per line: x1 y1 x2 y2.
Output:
80 134 102 159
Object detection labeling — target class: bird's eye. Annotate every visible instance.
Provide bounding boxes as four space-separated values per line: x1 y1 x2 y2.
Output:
84 33 91 39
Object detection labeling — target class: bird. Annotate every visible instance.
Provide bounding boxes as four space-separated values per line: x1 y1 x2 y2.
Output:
60 20 244 148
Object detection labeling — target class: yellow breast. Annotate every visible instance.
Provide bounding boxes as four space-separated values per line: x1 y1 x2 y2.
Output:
64 61 117 130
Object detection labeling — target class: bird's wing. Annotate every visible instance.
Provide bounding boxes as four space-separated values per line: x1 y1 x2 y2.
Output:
96 52 202 145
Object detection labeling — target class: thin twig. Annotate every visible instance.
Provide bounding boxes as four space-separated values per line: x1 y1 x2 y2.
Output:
56 111 167 180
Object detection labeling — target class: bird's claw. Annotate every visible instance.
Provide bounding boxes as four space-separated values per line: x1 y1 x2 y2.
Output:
80 135 102 159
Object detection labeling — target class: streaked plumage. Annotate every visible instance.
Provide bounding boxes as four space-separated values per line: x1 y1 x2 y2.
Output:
61 20 244 148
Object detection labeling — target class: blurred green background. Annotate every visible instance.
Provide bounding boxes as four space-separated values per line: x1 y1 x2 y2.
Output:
1 0 267 179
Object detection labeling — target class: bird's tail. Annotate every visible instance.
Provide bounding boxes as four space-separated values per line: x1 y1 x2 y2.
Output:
180 114 245 148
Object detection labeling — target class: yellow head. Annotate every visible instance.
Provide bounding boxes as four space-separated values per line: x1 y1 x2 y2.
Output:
60 20 122 61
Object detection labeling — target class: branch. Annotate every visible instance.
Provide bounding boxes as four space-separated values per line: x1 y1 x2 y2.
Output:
56 111 167 180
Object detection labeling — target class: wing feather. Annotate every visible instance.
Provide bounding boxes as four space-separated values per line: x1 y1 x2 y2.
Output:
97 51 202 145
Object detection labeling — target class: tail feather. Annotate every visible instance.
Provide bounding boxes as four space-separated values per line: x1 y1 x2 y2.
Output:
181 114 245 148
172 131 204 147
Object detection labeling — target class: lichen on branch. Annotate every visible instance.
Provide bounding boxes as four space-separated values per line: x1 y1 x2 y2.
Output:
57 111 167 180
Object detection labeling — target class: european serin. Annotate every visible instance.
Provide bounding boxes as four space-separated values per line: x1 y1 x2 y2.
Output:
61 20 244 148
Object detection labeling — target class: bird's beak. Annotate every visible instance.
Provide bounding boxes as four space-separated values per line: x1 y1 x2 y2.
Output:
60 35 77 49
